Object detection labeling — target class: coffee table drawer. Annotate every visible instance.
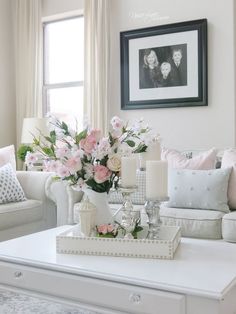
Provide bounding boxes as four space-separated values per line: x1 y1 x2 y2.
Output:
0 261 185 314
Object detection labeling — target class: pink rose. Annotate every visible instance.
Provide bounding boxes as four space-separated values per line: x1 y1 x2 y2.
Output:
110 116 124 130
90 129 102 142
80 134 97 154
94 165 111 183
64 157 82 174
97 224 108 234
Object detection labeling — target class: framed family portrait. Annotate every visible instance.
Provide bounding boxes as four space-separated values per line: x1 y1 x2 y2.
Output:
120 19 207 110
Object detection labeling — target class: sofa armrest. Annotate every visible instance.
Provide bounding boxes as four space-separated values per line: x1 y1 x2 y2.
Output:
16 171 53 201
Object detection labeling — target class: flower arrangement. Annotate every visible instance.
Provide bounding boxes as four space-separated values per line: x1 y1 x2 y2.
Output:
25 115 158 193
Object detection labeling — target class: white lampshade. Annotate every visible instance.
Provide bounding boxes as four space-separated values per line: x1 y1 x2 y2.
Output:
21 117 49 144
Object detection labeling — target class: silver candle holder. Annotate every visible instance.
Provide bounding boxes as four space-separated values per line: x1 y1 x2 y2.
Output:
145 197 169 240
118 186 140 239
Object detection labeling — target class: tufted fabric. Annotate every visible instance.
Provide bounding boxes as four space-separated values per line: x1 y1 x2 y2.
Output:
109 170 146 205
0 164 26 204
166 168 231 212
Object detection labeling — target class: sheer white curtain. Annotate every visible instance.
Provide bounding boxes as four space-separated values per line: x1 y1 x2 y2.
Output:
13 0 43 147
83 0 110 134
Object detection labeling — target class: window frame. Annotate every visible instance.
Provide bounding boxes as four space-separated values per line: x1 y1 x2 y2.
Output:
42 15 84 117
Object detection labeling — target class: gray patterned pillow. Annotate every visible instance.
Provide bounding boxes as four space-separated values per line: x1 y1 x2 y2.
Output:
109 170 146 205
0 163 26 203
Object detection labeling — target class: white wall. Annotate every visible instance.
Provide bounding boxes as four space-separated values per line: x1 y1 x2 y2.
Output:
109 0 236 150
42 0 84 17
0 0 15 147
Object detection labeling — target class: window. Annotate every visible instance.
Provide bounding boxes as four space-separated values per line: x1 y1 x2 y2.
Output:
43 16 84 130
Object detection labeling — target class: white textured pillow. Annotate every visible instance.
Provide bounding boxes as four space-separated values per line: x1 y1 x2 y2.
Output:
0 163 26 203
166 168 231 213
109 170 146 205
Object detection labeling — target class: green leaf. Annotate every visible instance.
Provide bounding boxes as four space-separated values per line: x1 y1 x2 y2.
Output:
108 132 116 146
33 138 40 146
50 130 56 144
126 140 135 147
17 144 33 162
42 147 54 157
133 143 147 153
75 129 88 144
44 136 53 143
61 121 69 135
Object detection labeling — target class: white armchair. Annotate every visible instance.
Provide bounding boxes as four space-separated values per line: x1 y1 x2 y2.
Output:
0 171 57 241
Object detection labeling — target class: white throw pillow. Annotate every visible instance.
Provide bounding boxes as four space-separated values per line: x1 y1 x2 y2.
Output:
0 163 26 203
166 168 231 213
0 145 16 171
161 147 217 170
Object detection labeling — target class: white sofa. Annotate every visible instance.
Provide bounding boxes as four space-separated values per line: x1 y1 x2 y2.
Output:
66 169 236 243
0 171 57 241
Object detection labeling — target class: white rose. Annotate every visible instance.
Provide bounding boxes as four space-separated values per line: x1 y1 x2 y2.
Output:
107 154 121 172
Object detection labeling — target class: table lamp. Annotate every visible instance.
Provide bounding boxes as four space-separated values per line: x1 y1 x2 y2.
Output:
21 117 49 144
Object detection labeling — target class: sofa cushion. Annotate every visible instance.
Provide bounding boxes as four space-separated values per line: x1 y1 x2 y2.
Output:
109 170 146 205
0 145 16 171
0 164 26 204
221 149 236 209
160 206 224 239
222 211 236 242
166 168 231 213
161 147 217 170
0 199 43 230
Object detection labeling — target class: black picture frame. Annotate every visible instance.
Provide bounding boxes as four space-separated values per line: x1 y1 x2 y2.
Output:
120 19 207 110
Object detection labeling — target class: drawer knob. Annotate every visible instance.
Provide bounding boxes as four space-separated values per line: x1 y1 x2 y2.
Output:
129 293 141 304
14 271 23 279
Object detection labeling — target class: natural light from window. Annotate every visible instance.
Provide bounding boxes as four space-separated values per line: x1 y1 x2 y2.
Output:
43 16 84 130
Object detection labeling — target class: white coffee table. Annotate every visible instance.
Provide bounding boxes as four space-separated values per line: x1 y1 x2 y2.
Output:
0 226 235 314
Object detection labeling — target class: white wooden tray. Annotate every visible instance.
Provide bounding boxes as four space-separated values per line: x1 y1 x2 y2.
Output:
56 225 181 259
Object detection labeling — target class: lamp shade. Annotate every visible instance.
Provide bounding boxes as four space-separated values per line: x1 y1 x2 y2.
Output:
21 117 49 144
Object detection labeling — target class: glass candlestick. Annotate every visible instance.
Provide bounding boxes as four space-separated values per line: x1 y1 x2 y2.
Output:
145 197 169 240
119 186 139 239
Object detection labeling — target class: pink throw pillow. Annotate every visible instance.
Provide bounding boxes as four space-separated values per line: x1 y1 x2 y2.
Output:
221 149 236 209
0 145 16 171
161 147 217 170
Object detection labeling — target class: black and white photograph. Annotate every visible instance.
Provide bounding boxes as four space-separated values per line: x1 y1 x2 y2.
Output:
139 44 187 89
120 19 207 110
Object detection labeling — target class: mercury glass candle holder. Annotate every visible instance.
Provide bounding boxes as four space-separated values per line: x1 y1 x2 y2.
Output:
119 185 140 239
145 197 169 240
